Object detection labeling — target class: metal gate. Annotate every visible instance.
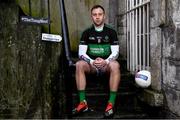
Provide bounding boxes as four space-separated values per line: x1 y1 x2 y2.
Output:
126 0 150 73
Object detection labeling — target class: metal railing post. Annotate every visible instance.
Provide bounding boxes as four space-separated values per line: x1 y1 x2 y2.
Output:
59 0 73 66
47 0 51 33
29 0 31 16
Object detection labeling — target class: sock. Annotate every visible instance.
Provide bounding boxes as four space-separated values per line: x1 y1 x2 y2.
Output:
108 91 117 105
78 90 86 102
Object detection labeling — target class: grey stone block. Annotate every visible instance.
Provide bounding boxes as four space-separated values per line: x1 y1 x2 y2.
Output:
162 86 180 116
138 89 164 107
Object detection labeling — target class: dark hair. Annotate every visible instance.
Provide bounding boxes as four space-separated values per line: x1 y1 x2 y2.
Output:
91 5 105 13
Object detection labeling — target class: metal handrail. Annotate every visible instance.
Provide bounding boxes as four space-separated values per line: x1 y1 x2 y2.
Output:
47 0 51 33
29 0 31 16
59 0 74 67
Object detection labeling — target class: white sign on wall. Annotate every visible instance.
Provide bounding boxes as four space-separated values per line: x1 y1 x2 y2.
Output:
20 16 49 25
42 33 62 42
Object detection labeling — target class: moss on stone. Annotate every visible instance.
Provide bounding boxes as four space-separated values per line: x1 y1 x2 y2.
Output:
0 3 65 118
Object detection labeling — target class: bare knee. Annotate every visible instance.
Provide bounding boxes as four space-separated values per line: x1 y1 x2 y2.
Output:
108 61 120 72
76 60 90 72
76 60 87 67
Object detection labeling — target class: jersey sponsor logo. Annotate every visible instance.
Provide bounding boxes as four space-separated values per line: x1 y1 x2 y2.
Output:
88 44 111 57
89 48 104 54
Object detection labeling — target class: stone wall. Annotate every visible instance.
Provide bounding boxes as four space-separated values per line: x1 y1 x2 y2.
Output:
161 0 180 116
118 0 180 117
117 0 127 58
140 0 180 117
0 3 65 118
150 0 166 91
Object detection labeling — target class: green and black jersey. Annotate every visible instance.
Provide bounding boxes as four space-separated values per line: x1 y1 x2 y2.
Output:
80 24 119 59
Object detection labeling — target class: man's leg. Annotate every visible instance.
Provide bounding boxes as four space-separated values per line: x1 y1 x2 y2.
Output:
109 61 120 95
75 60 90 101
104 61 121 117
72 60 91 115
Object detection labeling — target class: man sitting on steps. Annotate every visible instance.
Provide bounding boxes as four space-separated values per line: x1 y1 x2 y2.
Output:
72 4 121 118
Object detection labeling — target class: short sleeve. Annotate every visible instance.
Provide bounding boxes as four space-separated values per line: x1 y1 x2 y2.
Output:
80 30 88 45
111 30 119 45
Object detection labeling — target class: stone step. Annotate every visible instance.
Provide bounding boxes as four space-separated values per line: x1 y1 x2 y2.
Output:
72 91 139 111
72 90 137 97
72 110 149 119
72 84 138 94
72 94 149 119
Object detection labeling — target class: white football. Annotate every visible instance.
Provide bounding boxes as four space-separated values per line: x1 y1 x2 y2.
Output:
135 70 151 88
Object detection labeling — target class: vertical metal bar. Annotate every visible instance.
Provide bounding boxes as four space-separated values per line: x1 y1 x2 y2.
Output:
139 0 142 70
143 4 146 70
127 0 130 70
59 0 72 65
59 0 73 118
129 0 132 71
29 0 31 16
147 3 150 70
137 0 139 71
47 0 51 33
132 0 135 71
135 0 138 71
